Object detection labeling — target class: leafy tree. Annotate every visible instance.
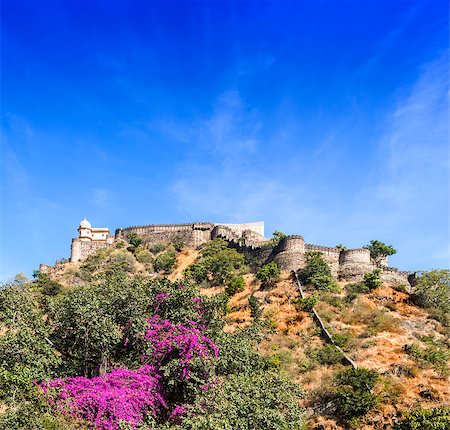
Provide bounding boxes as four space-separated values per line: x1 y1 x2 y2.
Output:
296 293 319 312
364 269 383 291
299 252 338 291
127 232 144 253
333 368 379 420
256 262 281 289
0 284 61 382
200 238 229 258
411 270 450 325
135 248 154 269
33 271 63 296
225 276 245 296
335 244 347 251
270 230 286 246
154 247 178 274
214 325 268 376
48 273 151 376
184 239 247 287
179 372 305 430
363 240 397 261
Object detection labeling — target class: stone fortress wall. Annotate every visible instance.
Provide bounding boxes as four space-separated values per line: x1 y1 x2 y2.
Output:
66 219 409 285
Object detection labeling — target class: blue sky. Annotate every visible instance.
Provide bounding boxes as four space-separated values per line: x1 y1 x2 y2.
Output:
1 0 448 280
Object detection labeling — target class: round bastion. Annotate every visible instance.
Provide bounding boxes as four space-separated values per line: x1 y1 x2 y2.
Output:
339 248 371 264
273 235 306 271
339 248 374 281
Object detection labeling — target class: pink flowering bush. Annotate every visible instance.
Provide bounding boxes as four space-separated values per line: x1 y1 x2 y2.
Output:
41 365 166 430
41 314 219 429
143 315 218 377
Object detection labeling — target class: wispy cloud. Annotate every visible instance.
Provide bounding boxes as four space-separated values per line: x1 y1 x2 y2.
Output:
350 51 449 268
167 52 449 270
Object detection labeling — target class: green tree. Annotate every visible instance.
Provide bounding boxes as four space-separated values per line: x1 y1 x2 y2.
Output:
184 239 247 287
126 232 144 254
298 252 338 291
333 368 379 420
225 276 245 296
180 372 305 430
256 262 281 289
411 270 450 322
270 230 286 246
154 247 178 274
363 240 397 260
364 269 383 291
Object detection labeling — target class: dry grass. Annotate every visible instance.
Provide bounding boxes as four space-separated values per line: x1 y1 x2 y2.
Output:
168 249 199 281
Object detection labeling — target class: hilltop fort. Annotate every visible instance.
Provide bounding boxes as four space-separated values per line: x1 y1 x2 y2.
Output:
39 219 410 285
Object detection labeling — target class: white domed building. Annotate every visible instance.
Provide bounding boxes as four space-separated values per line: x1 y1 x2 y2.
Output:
71 218 113 262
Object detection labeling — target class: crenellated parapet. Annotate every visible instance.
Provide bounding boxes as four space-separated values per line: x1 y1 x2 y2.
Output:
63 219 409 285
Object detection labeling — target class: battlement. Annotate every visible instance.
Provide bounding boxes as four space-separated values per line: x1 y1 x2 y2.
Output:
64 218 408 285
305 243 341 254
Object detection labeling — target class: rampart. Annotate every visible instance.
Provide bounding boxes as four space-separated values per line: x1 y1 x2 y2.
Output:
62 219 410 286
273 236 306 270
338 248 373 280
71 238 112 262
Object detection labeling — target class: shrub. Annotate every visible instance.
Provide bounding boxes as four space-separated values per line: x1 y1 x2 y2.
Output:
41 366 166 430
256 262 281 289
248 295 262 319
106 252 136 273
225 276 245 296
180 372 305 429
314 344 344 365
154 248 177 274
364 269 382 291
345 282 370 301
150 243 166 254
333 368 379 420
405 338 449 376
395 407 450 430
296 293 319 312
172 235 185 252
299 252 338 291
135 249 154 268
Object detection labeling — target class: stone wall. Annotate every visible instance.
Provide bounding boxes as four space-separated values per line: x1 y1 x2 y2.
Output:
115 223 214 249
216 221 265 237
71 238 111 262
305 243 341 276
273 236 306 271
380 267 410 285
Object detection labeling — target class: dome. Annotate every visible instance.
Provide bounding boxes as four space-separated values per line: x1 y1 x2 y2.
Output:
79 218 92 229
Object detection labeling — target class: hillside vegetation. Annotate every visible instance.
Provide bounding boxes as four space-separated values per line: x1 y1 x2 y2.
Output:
1 237 449 430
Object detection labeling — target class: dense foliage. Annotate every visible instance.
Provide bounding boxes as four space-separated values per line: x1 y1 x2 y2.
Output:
333 368 379 420
395 407 450 430
184 239 247 287
411 270 450 325
298 251 338 291
0 247 304 430
256 262 281 289
363 268 383 291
